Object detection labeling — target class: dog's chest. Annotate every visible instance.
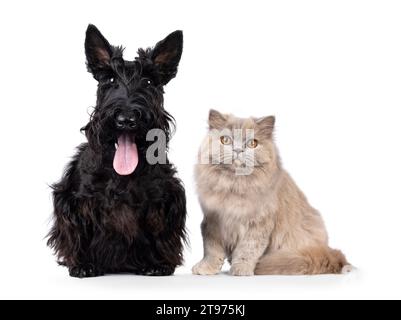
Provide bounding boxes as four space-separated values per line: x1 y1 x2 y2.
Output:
101 202 139 236
87 175 168 236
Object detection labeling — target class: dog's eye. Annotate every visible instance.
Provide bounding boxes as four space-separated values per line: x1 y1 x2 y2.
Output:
103 77 115 85
220 136 232 145
247 139 259 148
145 79 153 87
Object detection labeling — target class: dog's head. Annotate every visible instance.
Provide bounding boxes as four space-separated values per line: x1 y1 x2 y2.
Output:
82 25 183 175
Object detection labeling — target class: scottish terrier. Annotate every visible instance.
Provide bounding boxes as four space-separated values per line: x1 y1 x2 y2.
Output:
48 25 187 278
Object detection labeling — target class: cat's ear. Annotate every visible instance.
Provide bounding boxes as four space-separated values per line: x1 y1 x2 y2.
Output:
256 116 275 138
151 30 183 85
209 109 228 129
85 24 113 78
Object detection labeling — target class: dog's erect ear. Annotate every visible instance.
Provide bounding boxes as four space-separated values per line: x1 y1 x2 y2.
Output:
151 30 183 85
209 109 228 130
85 24 113 78
256 116 276 138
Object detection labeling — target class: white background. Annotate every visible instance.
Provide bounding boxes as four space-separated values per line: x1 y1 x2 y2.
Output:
0 0 400 300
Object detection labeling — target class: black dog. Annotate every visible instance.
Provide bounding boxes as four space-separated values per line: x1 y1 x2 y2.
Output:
48 25 186 278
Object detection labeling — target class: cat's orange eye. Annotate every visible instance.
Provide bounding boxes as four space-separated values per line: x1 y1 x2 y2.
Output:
220 136 232 145
247 139 258 148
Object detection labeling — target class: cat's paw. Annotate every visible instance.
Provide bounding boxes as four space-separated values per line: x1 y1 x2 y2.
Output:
341 264 355 274
230 264 255 276
192 259 222 275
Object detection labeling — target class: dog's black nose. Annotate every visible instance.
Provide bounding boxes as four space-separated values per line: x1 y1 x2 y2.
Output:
115 113 137 129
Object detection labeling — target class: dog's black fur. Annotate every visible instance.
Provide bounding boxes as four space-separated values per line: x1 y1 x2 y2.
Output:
47 25 186 278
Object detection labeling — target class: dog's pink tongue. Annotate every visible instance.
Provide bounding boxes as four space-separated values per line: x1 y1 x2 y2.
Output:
113 135 139 175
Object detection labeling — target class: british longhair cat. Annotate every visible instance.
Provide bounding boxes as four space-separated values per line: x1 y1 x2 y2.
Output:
192 110 351 276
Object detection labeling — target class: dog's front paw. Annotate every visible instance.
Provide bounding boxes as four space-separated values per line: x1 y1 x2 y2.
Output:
133 265 175 276
230 264 255 276
192 259 222 275
144 266 175 276
69 265 103 278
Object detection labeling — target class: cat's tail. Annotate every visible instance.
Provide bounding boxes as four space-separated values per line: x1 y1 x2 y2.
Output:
254 246 353 275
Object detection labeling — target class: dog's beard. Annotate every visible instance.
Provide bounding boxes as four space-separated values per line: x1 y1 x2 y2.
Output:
113 134 139 175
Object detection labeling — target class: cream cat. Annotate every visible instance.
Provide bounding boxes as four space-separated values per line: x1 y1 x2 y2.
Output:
192 110 351 276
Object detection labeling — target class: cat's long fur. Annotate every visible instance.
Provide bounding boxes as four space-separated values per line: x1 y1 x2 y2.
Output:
193 110 351 276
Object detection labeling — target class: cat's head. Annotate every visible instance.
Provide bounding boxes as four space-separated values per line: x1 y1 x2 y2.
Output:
198 109 280 176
